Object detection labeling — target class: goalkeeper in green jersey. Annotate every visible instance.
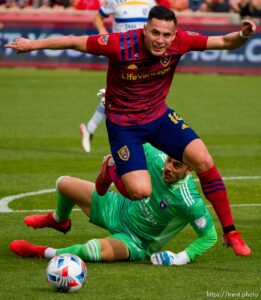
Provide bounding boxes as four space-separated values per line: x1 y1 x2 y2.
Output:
10 144 217 266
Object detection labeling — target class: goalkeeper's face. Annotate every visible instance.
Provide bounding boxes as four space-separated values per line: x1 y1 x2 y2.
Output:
143 18 176 57
163 157 191 184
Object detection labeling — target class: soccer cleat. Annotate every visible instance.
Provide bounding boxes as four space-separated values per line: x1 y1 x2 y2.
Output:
10 240 48 258
95 155 115 195
80 123 93 153
223 230 251 256
24 213 71 234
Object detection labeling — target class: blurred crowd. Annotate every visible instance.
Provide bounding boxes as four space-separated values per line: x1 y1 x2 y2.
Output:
0 0 260 23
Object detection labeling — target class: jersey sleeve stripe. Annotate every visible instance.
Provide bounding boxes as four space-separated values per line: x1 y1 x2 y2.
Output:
99 8 109 18
115 17 148 23
180 183 195 207
119 1 153 5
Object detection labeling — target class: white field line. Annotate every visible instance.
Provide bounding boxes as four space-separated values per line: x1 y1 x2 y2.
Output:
0 176 261 213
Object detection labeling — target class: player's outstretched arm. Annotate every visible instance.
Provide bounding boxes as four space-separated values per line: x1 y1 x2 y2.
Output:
151 226 217 266
206 19 256 50
4 36 89 53
93 12 108 34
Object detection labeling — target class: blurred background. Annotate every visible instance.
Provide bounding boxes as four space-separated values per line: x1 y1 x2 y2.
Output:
0 0 260 74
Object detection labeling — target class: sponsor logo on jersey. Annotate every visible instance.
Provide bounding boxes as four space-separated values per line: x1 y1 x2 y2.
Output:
159 199 169 210
139 198 158 226
122 66 171 81
127 64 138 69
195 216 207 229
160 55 172 67
186 31 199 36
118 145 130 161
98 35 109 45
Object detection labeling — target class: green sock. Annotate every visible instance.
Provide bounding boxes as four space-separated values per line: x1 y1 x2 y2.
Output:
55 191 74 221
55 177 74 221
56 244 86 260
84 239 101 261
56 240 101 262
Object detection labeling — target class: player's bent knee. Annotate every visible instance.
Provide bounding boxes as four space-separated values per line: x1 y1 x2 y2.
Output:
56 176 71 193
200 157 214 173
127 185 152 200
190 155 214 173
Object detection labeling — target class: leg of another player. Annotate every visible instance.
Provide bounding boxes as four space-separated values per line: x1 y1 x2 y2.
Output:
95 156 151 199
57 176 95 217
23 176 94 232
86 101 105 135
182 138 235 230
99 238 130 261
47 238 129 262
121 170 152 200
182 138 251 256
10 237 130 261
80 99 105 153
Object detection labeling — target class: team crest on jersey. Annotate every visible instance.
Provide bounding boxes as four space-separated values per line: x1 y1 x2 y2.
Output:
98 35 109 45
186 31 199 36
195 216 207 229
160 55 172 67
118 145 130 161
159 199 169 211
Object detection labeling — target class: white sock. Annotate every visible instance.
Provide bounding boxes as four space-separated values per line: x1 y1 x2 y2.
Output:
86 102 105 134
53 212 61 222
44 247 57 259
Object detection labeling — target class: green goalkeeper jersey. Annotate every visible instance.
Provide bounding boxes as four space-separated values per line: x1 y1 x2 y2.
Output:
118 144 216 259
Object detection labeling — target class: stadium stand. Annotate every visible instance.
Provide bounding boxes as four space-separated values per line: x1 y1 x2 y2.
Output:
0 4 260 74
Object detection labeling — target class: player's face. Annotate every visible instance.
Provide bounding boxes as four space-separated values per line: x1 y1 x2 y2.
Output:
143 18 176 56
163 157 190 184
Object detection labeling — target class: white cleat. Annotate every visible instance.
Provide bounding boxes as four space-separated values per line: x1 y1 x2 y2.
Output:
80 124 93 153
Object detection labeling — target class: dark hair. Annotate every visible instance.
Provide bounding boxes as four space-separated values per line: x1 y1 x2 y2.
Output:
148 5 177 26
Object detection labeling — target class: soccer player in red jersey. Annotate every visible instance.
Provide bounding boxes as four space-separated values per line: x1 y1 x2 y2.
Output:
5 6 256 256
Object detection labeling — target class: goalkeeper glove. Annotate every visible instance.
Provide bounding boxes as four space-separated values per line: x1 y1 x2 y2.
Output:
150 250 190 266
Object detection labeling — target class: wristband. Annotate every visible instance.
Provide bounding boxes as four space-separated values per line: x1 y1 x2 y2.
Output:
239 31 251 39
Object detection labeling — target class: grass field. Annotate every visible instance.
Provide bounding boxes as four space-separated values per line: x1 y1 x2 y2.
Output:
0 68 260 300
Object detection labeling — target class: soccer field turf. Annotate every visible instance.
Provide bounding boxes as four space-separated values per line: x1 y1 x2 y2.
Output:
0 68 260 299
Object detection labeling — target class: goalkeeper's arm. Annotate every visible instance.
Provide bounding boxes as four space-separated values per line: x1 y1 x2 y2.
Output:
151 226 217 266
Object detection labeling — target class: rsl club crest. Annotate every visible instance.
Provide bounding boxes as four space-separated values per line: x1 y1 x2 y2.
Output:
98 35 109 45
160 55 172 67
117 145 130 161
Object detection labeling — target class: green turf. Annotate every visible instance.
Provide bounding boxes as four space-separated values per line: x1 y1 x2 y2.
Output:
0 68 260 299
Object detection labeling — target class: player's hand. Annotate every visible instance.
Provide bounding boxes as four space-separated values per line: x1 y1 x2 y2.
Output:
150 250 190 266
4 38 34 53
240 19 256 37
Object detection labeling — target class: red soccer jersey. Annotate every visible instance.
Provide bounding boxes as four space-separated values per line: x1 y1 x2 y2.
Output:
87 29 208 126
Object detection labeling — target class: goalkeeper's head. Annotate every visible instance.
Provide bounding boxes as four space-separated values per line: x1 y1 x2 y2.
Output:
162 157 192 184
